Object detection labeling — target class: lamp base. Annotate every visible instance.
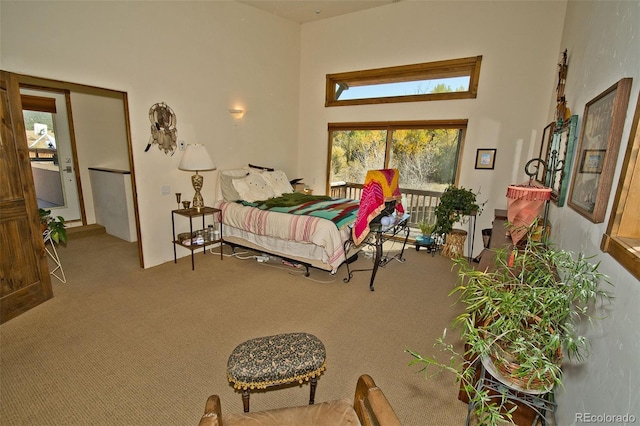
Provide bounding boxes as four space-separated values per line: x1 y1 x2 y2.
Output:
192 193 204 211
192 173 205 211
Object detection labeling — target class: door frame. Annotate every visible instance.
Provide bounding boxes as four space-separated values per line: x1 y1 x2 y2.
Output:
15 73 144 268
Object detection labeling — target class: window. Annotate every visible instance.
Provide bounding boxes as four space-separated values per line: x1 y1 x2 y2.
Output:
601 93 640 280
325 56 482 107
327 120 467 191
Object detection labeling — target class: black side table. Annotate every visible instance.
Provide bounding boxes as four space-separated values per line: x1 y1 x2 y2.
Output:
172 206 223 270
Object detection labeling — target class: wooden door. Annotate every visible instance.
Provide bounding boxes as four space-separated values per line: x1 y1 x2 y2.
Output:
0 70 53 324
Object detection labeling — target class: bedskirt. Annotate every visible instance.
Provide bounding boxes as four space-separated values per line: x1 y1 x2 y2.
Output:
216 200 354 273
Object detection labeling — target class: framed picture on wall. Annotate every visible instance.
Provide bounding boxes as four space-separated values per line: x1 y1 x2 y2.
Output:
568 77 633 223
579 149 606 173
475 148 496 170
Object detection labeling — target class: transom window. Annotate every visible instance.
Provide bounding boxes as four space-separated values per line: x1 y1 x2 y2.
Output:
326 56 482 107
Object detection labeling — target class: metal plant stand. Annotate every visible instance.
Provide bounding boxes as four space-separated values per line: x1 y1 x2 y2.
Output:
466 356 557 426
43 229 66 283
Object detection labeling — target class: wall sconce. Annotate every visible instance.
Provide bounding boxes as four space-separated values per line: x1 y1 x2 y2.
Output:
229 108 245 119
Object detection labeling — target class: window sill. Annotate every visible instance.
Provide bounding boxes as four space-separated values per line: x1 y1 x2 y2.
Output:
602 234 640 280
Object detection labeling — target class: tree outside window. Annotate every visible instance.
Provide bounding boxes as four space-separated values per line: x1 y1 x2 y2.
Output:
328 121 466 192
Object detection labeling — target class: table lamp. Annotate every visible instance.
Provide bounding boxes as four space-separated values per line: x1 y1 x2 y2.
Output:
178 144 216 211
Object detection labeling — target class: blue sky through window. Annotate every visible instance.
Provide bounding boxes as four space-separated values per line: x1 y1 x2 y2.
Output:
337 76 470 100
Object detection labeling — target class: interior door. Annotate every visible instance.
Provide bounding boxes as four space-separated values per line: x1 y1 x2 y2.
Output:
0 71 53 324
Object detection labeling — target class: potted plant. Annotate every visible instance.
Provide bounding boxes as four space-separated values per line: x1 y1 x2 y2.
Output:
39 208 67 245
415 220 437 248
434 185 481 258
434 185 481 235
418 220 436 238
406 221 612 425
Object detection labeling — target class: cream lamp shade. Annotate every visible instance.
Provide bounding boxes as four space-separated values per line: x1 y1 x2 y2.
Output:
178 144 216 210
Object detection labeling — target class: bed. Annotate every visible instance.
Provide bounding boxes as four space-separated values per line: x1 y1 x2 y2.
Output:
214 168 360 274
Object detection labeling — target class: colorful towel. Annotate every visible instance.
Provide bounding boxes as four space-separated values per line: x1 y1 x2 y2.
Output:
352 169 405 245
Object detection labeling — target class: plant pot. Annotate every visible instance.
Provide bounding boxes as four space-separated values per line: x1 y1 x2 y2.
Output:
416 235 434 245
483 315 562 392
442 229 467 258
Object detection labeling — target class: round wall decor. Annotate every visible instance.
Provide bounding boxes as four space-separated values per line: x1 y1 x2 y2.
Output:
146 101 177 155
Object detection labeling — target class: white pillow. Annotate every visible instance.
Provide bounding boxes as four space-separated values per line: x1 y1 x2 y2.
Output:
262 170 294 197
219 170 250 201
232 173 276 202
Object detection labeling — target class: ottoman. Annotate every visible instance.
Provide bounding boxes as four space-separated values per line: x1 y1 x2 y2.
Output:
226 332 326 412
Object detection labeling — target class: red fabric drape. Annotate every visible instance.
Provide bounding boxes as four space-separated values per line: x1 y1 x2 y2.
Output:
506 184 551 245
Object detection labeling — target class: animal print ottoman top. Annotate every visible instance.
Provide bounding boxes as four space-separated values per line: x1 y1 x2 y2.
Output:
227 332 326 390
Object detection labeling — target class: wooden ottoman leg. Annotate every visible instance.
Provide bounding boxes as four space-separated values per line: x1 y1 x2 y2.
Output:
242 389 250 412
309 376 317 405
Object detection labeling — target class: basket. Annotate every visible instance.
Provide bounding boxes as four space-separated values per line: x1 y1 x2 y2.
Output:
442 229 467 258
489 342 561 391
177 232 193 244
483 315 562 392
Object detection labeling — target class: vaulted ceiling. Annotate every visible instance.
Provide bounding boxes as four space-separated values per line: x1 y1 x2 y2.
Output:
237 0 398 24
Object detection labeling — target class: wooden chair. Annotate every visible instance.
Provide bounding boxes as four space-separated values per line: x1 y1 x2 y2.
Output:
198 374 401 426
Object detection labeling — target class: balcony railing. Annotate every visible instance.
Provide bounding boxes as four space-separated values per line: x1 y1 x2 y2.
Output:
330 182 442 232
29 148 58 164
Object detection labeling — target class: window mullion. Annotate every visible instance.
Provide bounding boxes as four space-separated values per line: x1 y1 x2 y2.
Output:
384 128 394 168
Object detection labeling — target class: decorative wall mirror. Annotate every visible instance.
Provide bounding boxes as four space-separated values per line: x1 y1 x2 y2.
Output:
535 122 555 184
546 115 578 206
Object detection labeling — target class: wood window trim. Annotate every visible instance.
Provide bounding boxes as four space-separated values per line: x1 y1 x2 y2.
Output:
20 94 57 113
328 119 469 131
325 56 482 107
601 92 640 280
325 119 468 193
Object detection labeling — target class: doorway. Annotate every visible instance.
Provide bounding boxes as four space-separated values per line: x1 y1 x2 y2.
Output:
16 73 144 268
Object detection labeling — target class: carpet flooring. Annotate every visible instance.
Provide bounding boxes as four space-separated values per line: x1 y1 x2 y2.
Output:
0 234 469 425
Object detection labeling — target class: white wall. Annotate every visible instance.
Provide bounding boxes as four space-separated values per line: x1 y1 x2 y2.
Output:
549 1 640 423
1 0 301 267
298 0 567 255
71 90 130 225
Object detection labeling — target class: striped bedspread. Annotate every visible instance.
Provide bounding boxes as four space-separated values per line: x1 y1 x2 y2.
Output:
242 197 359 230
214 198 359 272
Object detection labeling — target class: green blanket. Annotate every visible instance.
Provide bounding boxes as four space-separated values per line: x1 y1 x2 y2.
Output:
255 193 331 207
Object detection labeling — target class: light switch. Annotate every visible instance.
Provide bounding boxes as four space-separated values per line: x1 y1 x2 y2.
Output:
161 185 171 195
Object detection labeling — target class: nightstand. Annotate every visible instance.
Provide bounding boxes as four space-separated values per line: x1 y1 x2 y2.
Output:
293 183 313 195
172 206 223 270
